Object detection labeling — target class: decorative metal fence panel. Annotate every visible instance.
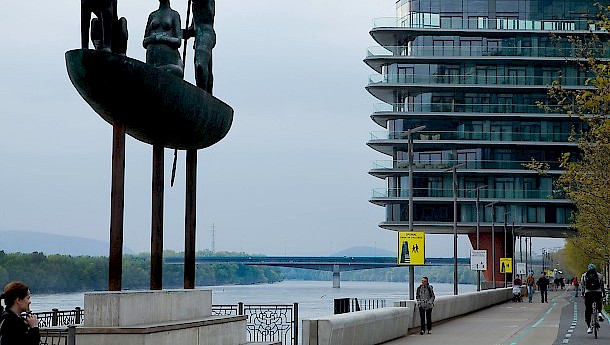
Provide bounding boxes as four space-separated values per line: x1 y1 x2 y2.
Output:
350 298 386 312
34 308 84 328
39 326 75 345
212 302 298 345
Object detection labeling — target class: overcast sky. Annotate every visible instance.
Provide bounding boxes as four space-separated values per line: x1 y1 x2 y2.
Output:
0 0 562 257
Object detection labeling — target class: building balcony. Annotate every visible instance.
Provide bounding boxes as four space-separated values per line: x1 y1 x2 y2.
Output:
370 16 606 46
367 130 577 155
364 46 604 72
370 188 566 202
369 130 577 142
376 221 572 237
369 160 562 177
366 74 590 102
372 102 566 115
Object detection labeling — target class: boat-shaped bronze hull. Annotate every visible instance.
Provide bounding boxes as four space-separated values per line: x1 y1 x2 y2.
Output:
66 49 233 150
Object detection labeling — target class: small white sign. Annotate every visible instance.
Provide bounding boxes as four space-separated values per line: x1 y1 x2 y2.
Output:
470 250 487 271
516 263 526 275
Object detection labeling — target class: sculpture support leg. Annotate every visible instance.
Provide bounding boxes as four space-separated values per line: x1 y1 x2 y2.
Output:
184 150 197 289
151 144 164 290
109 122 125 291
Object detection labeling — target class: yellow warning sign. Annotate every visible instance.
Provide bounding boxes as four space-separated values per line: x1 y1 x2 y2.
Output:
398 232 425 265
500 258 512 273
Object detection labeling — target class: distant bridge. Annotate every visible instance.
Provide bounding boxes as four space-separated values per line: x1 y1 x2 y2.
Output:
164 256 470 288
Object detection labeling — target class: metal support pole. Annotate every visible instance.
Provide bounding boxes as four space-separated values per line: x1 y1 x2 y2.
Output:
408 131 414 300
503 213 507 287
476 188 481 292
491 205 496 288
452 166 458 295
184 149 197 289
529 237 532 273
109 122 125 291
406 126 424 300
525 237 528 274
511 222 515 283
151 144 164 290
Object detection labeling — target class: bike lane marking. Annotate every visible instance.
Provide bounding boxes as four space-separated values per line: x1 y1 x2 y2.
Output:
508 292 565 345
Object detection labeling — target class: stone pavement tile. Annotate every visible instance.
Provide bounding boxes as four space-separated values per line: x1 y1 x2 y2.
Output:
383 290 568 345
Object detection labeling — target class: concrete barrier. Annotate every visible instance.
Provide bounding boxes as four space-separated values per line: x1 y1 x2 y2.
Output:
303 288 512 345
302 307 411 345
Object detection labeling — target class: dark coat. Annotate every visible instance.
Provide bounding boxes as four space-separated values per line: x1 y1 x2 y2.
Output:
0 310 40 345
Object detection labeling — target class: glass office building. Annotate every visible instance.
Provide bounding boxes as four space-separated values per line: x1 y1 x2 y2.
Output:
365 0 607 282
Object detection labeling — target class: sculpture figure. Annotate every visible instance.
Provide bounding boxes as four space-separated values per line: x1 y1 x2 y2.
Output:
81 0 128 54
184 0 215 93
143 0 184 78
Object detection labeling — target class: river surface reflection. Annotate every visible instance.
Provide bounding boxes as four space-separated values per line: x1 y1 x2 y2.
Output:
33 280 476 320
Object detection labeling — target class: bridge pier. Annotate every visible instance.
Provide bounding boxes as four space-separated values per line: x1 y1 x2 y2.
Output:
333 265 340 288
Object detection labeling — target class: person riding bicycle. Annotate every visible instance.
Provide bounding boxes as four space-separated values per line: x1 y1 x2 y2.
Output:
581 263 606 334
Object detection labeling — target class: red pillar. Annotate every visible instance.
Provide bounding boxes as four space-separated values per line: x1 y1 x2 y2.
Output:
468 232 513 287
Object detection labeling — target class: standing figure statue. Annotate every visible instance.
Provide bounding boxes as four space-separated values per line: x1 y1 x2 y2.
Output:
143 0 184 78
184 0 215 94
81 0 128 54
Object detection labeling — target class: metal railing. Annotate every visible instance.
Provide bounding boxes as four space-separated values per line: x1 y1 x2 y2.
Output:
34 303 298 345
373 16 601 32
369 130 577 143
350 298 386 312
372 102 568 114
39 327 75 345
372 187 565 200
212 302 298 345
366 45 610 59
368 73 590 87
34 308 83 328
371 159 562 171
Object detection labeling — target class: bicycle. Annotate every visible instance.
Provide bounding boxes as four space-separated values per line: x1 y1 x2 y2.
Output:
591 301 600 339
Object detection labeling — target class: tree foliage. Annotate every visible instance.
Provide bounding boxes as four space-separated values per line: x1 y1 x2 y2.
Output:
0 251 282 293
540 3 610 273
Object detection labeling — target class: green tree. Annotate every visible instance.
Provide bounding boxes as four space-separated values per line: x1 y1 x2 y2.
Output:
537 3 610 273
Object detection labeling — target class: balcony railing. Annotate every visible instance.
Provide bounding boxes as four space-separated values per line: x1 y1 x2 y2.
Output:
368 74 588 87
366 45 608 59
371 160 562 171
373 16 601 32
372 188 564 199
369 130 577 143
372 102 567 114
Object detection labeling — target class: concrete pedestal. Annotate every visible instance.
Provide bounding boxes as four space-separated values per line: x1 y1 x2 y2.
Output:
75 290 246 345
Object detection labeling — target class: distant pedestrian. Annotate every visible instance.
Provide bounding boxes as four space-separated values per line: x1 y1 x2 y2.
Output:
537 272 550 303
526 272 536 303
416 276 435 335
572 276 579 297
0 281 40 345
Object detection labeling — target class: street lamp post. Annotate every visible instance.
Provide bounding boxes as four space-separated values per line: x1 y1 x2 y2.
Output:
471 185 487 292
406 125 425 300
485 201 499 288
503 212 509 287
446 162 465 295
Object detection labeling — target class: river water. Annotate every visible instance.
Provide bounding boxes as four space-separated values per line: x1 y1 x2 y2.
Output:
32 280 476 320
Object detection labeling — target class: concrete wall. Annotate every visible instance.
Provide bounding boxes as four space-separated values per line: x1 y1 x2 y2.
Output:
303 288 512 345
397 287 512 330
302 307 411 345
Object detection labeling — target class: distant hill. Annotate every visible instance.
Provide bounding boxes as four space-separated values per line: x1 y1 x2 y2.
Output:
0 231 135 256
332 246 395 257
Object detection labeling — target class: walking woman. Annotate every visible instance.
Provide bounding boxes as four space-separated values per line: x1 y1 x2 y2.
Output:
0 281 40 345
416 276 435 335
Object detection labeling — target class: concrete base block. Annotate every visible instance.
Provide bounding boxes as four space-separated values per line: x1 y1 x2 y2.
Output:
84 289 212 327
77 290 245 345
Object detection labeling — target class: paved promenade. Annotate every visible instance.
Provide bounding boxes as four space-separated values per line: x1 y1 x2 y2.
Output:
384 288 609 345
